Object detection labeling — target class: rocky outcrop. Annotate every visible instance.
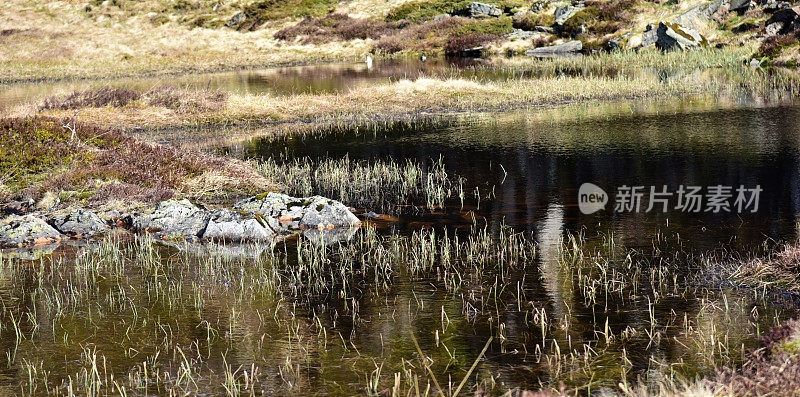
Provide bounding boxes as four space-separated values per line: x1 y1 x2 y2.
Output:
730 0 757 12
133 199 210 239
233 192 361 231
526 40 582 56
765 6 800 36
49 208 109 237
225 11 247 28
452 2 503 18
655 21 708 51
0 215 63 248
203 209 275 242
554 4 582 25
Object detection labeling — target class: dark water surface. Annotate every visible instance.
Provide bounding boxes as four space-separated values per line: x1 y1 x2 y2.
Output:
3 90 800 394
239 99 800 253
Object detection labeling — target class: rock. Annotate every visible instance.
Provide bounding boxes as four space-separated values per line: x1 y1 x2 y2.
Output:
133 199 210 239
641 25 658 47
606 32 633 51
749 58 763 68
2 242 61 261
433 14 450 21
765 6 800 36
766 21 784 36
535 25 555 33
202 209 276 242
764 1 793 13
225 11 247 28
526 40 583 56
730 0 757 12
1 199 34 215
49 209 110 238
554 4 582 25
530 0 551 13
452 2 502 18
674 0 728 28
233 192 360 231
506 29 536 39
655 21 708 51
0 215 63 248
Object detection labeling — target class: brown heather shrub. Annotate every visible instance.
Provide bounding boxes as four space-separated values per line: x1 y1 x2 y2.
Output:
717 318 800 396
1 117 271 204
374 16 509 55
274 13 403 44
756 30 800 59
39 88 141 111
145 86 228 113
444 33 500 54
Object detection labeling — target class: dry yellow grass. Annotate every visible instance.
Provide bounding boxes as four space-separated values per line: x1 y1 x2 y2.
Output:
25 73 708 132
0 0 374 81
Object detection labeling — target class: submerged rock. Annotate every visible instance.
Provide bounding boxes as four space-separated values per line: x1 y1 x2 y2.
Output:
526 40 582 56
133 199 210 239
49 208 110 238
655 21 708 51
0 215 63 248
233 192 360 231
202 209 276 242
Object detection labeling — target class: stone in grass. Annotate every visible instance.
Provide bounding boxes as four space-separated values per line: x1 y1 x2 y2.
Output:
133 199 210 239
202 209 276 242
526 40 582 57
655 21 708 52
49 208 110 238
233 192 360 232
0 215 63 248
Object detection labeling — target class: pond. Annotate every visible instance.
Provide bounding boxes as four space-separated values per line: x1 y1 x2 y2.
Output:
2 69 800 395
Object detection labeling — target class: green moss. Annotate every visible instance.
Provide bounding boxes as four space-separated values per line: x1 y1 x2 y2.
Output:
778 339 800 355
244 0 338 21
386 0 523 21
454 17 513 36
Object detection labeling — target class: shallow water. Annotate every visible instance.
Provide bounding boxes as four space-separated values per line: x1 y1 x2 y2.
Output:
3 70 800 394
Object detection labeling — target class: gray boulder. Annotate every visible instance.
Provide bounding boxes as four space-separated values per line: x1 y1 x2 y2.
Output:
730 0 757 12
506 29 536 39
49 208 109 238
233 192 360 231
202 209 276 242
452 2 503 18
225 11 247 28
655 21 708 51
530 0 551 13
0 215 63 248
526 40 582 56
554 4 582 25
133 199 210 239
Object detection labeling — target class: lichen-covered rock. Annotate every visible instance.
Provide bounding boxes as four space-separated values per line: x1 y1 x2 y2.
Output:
554 4 582 25
0 215 63 248
526 40 582 57
655 21 708 51
452 2 502 18
202 209 276 242
49 208 110 238
233 192 360 231
133 199 210 239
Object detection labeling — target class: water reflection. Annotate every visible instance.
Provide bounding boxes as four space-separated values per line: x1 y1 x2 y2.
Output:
239 100 800 252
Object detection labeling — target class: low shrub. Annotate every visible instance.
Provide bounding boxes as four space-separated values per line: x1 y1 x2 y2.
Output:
274 13 403 44
237 0 338 31
375 17 510 55
39 88 141 111
0 117 270 204
445 33 501 54
386 0 523 21
512 12 555 30
755 30 800 59
145 86 228 113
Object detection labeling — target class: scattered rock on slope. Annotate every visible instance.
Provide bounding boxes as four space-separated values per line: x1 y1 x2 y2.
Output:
655 21 708 51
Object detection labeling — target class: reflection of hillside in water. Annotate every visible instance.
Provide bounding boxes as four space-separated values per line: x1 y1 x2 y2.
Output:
241 101 800 252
